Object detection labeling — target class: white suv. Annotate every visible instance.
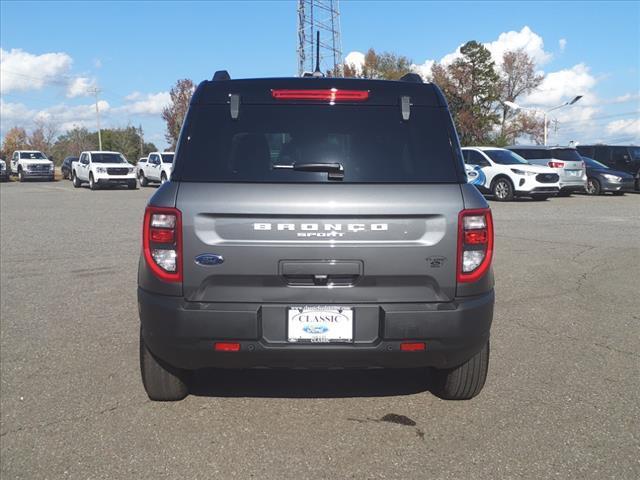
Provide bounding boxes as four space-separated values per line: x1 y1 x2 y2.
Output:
137 152 174 186
462 147 560 201
72 151 137 190
10 150 55 182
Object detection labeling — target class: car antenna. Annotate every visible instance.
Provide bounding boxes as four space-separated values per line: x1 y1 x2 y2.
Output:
312 31 324 77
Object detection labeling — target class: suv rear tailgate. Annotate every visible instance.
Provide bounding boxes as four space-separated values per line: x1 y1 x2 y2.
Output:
178 183 463 304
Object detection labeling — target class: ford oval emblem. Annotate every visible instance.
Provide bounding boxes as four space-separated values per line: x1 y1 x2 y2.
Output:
303 324 330 334
194 254 224 266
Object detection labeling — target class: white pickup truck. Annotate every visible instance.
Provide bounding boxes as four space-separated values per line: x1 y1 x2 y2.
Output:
71 151 137 190
10 150 55 182
137 151 174 187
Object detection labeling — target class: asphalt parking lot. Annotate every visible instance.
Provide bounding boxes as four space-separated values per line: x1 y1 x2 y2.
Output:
1 179 638 479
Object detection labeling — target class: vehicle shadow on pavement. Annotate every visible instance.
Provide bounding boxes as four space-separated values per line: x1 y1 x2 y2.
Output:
190 368 434 398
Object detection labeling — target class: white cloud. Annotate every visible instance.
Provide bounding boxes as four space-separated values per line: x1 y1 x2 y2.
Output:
117 91 170 116
411 26 553 76
606 118 640 137
0 100 36 127
66 76 96 98
559 38 567 52
411 59 435 81
93 58 102 69
0 48 73 94
344 51 365 75
124 91 142 101
523 64 597 107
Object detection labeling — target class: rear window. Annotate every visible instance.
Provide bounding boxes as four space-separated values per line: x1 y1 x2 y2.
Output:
174 105 460 183
510 148 581 162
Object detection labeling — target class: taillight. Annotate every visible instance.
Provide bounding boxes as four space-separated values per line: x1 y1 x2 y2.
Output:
548 161 565 168
457 209 493 283
271 89 369 102
143 206 182 283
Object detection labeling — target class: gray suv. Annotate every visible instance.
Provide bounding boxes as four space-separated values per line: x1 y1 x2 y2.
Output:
138 72 495 401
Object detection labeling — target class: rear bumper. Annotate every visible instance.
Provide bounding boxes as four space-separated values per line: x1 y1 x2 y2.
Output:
559 182 586 192
138 288 494 370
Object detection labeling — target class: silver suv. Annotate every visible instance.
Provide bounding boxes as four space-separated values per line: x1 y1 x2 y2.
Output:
138 72 495 401
507 145 587 196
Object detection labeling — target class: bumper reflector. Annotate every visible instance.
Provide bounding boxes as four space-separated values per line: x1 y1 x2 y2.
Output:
215 342 241 352
400 342 426 352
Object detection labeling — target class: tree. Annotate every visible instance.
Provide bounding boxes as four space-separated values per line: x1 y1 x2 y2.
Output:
100 126 157 163
1 127 28 159
431 41 501 145
50 127 98 165
27 118 59 157
344 48 413 80
498 49 544 143
162 79 195 149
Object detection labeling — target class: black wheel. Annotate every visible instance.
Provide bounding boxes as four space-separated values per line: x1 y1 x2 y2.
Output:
139 171 148 187
431 340 489 400
491 177 514 201
585 177 601 195
72 171 81 188
18 169 25 182
89 173 98 190
128 180 138 190
140 329 189 401
161 172 168 185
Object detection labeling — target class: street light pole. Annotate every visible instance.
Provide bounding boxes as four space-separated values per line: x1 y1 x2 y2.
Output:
505 95 583 146
89 88 103 150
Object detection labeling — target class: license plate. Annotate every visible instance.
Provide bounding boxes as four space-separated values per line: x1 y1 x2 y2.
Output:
287 306 353 343
567 170 581 176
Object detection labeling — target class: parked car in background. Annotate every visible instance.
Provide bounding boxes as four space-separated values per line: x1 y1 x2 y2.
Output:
576 144 640 190
72 151 137 190
10 150 55 182
506 146 586 196
138 73 494 401
462 147 559 201
581 156 635 195
61 156 78 180
137 152 174 186
0 159 9 181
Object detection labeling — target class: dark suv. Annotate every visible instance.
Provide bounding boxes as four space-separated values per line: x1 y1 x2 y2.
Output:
576 145 640 190
138 72 495 401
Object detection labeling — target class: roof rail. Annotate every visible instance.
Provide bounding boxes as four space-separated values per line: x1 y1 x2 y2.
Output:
213 70 231 81
400 73 423 83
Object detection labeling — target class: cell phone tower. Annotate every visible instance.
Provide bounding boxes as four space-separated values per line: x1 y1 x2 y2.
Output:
297 0 343 76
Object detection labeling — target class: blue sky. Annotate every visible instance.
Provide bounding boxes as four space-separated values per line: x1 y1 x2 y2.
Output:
1 0 639 148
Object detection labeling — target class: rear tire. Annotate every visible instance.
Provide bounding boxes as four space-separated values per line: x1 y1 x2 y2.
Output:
491 177 514 201
128 180 138 190
431 340 489 400
140 329 189 401
585 177 601 195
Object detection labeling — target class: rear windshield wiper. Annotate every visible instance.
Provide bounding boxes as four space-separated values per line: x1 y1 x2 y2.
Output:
272 162 344 180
